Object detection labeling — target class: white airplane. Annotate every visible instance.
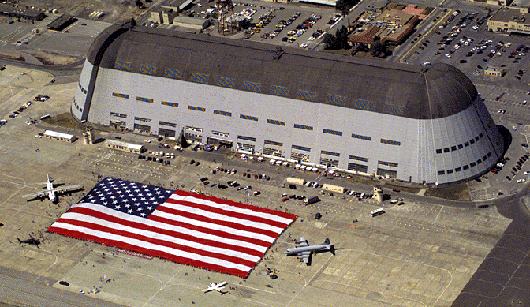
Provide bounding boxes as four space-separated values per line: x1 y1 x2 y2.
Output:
285 237 335 265
22 174 83 204
203 281 227 294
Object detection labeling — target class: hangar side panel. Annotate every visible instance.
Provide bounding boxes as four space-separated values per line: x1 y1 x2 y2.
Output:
72 60 95 120
86 68 499 184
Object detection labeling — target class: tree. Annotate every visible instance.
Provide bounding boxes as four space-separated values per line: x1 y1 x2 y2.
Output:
370 36 387 57
335 25 349 50
322 33 336 50
336 0 360 14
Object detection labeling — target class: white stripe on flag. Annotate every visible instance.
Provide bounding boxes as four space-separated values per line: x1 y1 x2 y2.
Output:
150 209 277 243
158 202 284 233
60 211 261 262
51 222 253 272
169 194 294 225
71 203 269 252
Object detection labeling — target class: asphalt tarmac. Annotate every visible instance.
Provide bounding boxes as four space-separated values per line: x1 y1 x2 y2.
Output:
0 266 121 307
453 190 530 306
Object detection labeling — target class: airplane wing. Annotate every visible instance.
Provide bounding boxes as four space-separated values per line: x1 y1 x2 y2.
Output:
298 251 312 265
38 181 65 188
54 185 83 194
296 237 308 247
22 192 46 201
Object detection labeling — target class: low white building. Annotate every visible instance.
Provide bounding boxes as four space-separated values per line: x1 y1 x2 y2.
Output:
43 130 76 143
105 139 145 153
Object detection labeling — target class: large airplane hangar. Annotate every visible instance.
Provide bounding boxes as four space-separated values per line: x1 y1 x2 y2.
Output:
73 22 504 184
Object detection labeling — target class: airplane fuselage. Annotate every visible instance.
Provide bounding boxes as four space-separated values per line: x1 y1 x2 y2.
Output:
46 176 58 203
285 244 332 255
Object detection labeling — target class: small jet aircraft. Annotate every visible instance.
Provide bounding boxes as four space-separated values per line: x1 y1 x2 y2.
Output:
285 237 335 265
203 281 227 294
17 235 41 248
22 174 83 204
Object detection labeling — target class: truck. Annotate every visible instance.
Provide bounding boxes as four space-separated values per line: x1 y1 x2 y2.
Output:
304 196 320 205
286 177 305 186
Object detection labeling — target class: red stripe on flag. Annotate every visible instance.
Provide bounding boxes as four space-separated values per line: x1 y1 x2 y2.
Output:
156 205 279 238
48 226 250 278
164 198 289 228
148 214 272 248
173 190 297 220
56 210 263 257
51 219 256 268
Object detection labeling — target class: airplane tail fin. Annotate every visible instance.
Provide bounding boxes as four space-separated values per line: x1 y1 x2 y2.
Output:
47 174 52 183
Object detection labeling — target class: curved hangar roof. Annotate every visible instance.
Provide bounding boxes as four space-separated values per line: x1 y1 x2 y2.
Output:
88 22 478 120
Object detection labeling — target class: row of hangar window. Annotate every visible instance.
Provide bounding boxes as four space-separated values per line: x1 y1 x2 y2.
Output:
237 137 398 171
435 133 485 154
111 92 402 146
437 152 492 175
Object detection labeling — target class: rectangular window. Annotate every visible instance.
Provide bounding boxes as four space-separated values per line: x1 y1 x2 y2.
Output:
267 119 285 126
451 146 457 151
349 155 368 163
477 159 482 164
188 106 206 112
455 167 462 172
161 101 178 107
294 124 313 130
110 112 127 118
379 160 398 167
352 133 371 141
292 144 311 152
447 169 454 174
320 157 339 167
237 135 256 142
470 139 475 144
376 168 397 178
112 92 129 99
136 96 154 103
213 110 232 117
470 162 476 167
438 170 445 175
380 138 401 146
444 148 450 153
240 114 258 122
321 150 340 157
212 130 229 138
348 163 368 173
264 139 282 146
458 144 463 149
159 121 177 127
465 142 469 147
463 165 469 170
134 117 151 122
323 128 342 136
436 149 443 154
487 152 492 157
475 136 480 141
479 133 484 138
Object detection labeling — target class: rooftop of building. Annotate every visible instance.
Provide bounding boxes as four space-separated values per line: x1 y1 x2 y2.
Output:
489 8 530 22
87 22 478 120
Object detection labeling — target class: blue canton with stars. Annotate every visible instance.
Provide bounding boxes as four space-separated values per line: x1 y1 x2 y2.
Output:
78 178 173 218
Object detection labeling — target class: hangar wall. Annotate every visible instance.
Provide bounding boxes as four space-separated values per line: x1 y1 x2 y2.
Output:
74 64 503 184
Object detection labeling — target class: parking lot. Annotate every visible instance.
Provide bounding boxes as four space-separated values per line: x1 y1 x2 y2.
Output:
0 64 518 306
203 0 343 50
403 7 530 87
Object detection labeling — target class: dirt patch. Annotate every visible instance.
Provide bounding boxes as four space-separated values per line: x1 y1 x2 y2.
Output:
0 50 25 61
42 112 83 130
30 50 80 65
425 183 471 201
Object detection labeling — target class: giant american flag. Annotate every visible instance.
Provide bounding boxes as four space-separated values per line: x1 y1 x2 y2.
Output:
48 177 296 278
